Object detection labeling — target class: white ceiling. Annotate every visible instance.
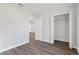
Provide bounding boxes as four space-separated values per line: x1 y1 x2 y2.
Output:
17 3 76 18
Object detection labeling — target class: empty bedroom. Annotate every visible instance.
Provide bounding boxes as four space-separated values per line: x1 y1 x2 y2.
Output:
0 3 79 55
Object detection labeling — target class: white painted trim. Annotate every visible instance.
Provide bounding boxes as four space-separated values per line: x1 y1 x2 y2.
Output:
50 11 73 49
55 39 69 42
69 11 73 49
73 46 77 49
35 39 51 43
0 41 29 53
52 11 71 16
77 48 79 54
50 15 54 44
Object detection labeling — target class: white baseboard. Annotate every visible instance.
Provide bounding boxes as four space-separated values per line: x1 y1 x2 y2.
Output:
73 45 77 49
35 38 78 49
77 48 79 54
0 41 29 53
35 39 51 43
55 39 69 42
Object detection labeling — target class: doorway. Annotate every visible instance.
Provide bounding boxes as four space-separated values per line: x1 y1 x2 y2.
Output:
54 14 69 43
50 11 73 49
28 19 35 43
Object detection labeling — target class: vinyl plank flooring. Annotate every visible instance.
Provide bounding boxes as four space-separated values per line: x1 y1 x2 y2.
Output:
0 40 78 55
0 32 78 55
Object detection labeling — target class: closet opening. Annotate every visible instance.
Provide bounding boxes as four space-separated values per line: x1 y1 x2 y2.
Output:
54 14 69 42
54 14 70 49
50 12 73 49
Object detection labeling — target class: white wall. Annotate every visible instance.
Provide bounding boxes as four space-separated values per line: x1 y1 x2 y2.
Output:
77 4 79 53
0 4 33 53
54 14 69 42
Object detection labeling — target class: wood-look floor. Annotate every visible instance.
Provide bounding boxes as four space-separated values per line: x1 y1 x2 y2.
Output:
0 32 78 55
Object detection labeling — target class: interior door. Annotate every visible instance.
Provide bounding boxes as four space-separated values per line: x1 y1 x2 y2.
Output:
35 18 43 41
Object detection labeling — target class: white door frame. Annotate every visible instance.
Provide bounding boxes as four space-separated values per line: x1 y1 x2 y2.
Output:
50 11 73 49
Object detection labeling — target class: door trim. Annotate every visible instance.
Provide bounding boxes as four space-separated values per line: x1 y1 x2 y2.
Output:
50 11 73 49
